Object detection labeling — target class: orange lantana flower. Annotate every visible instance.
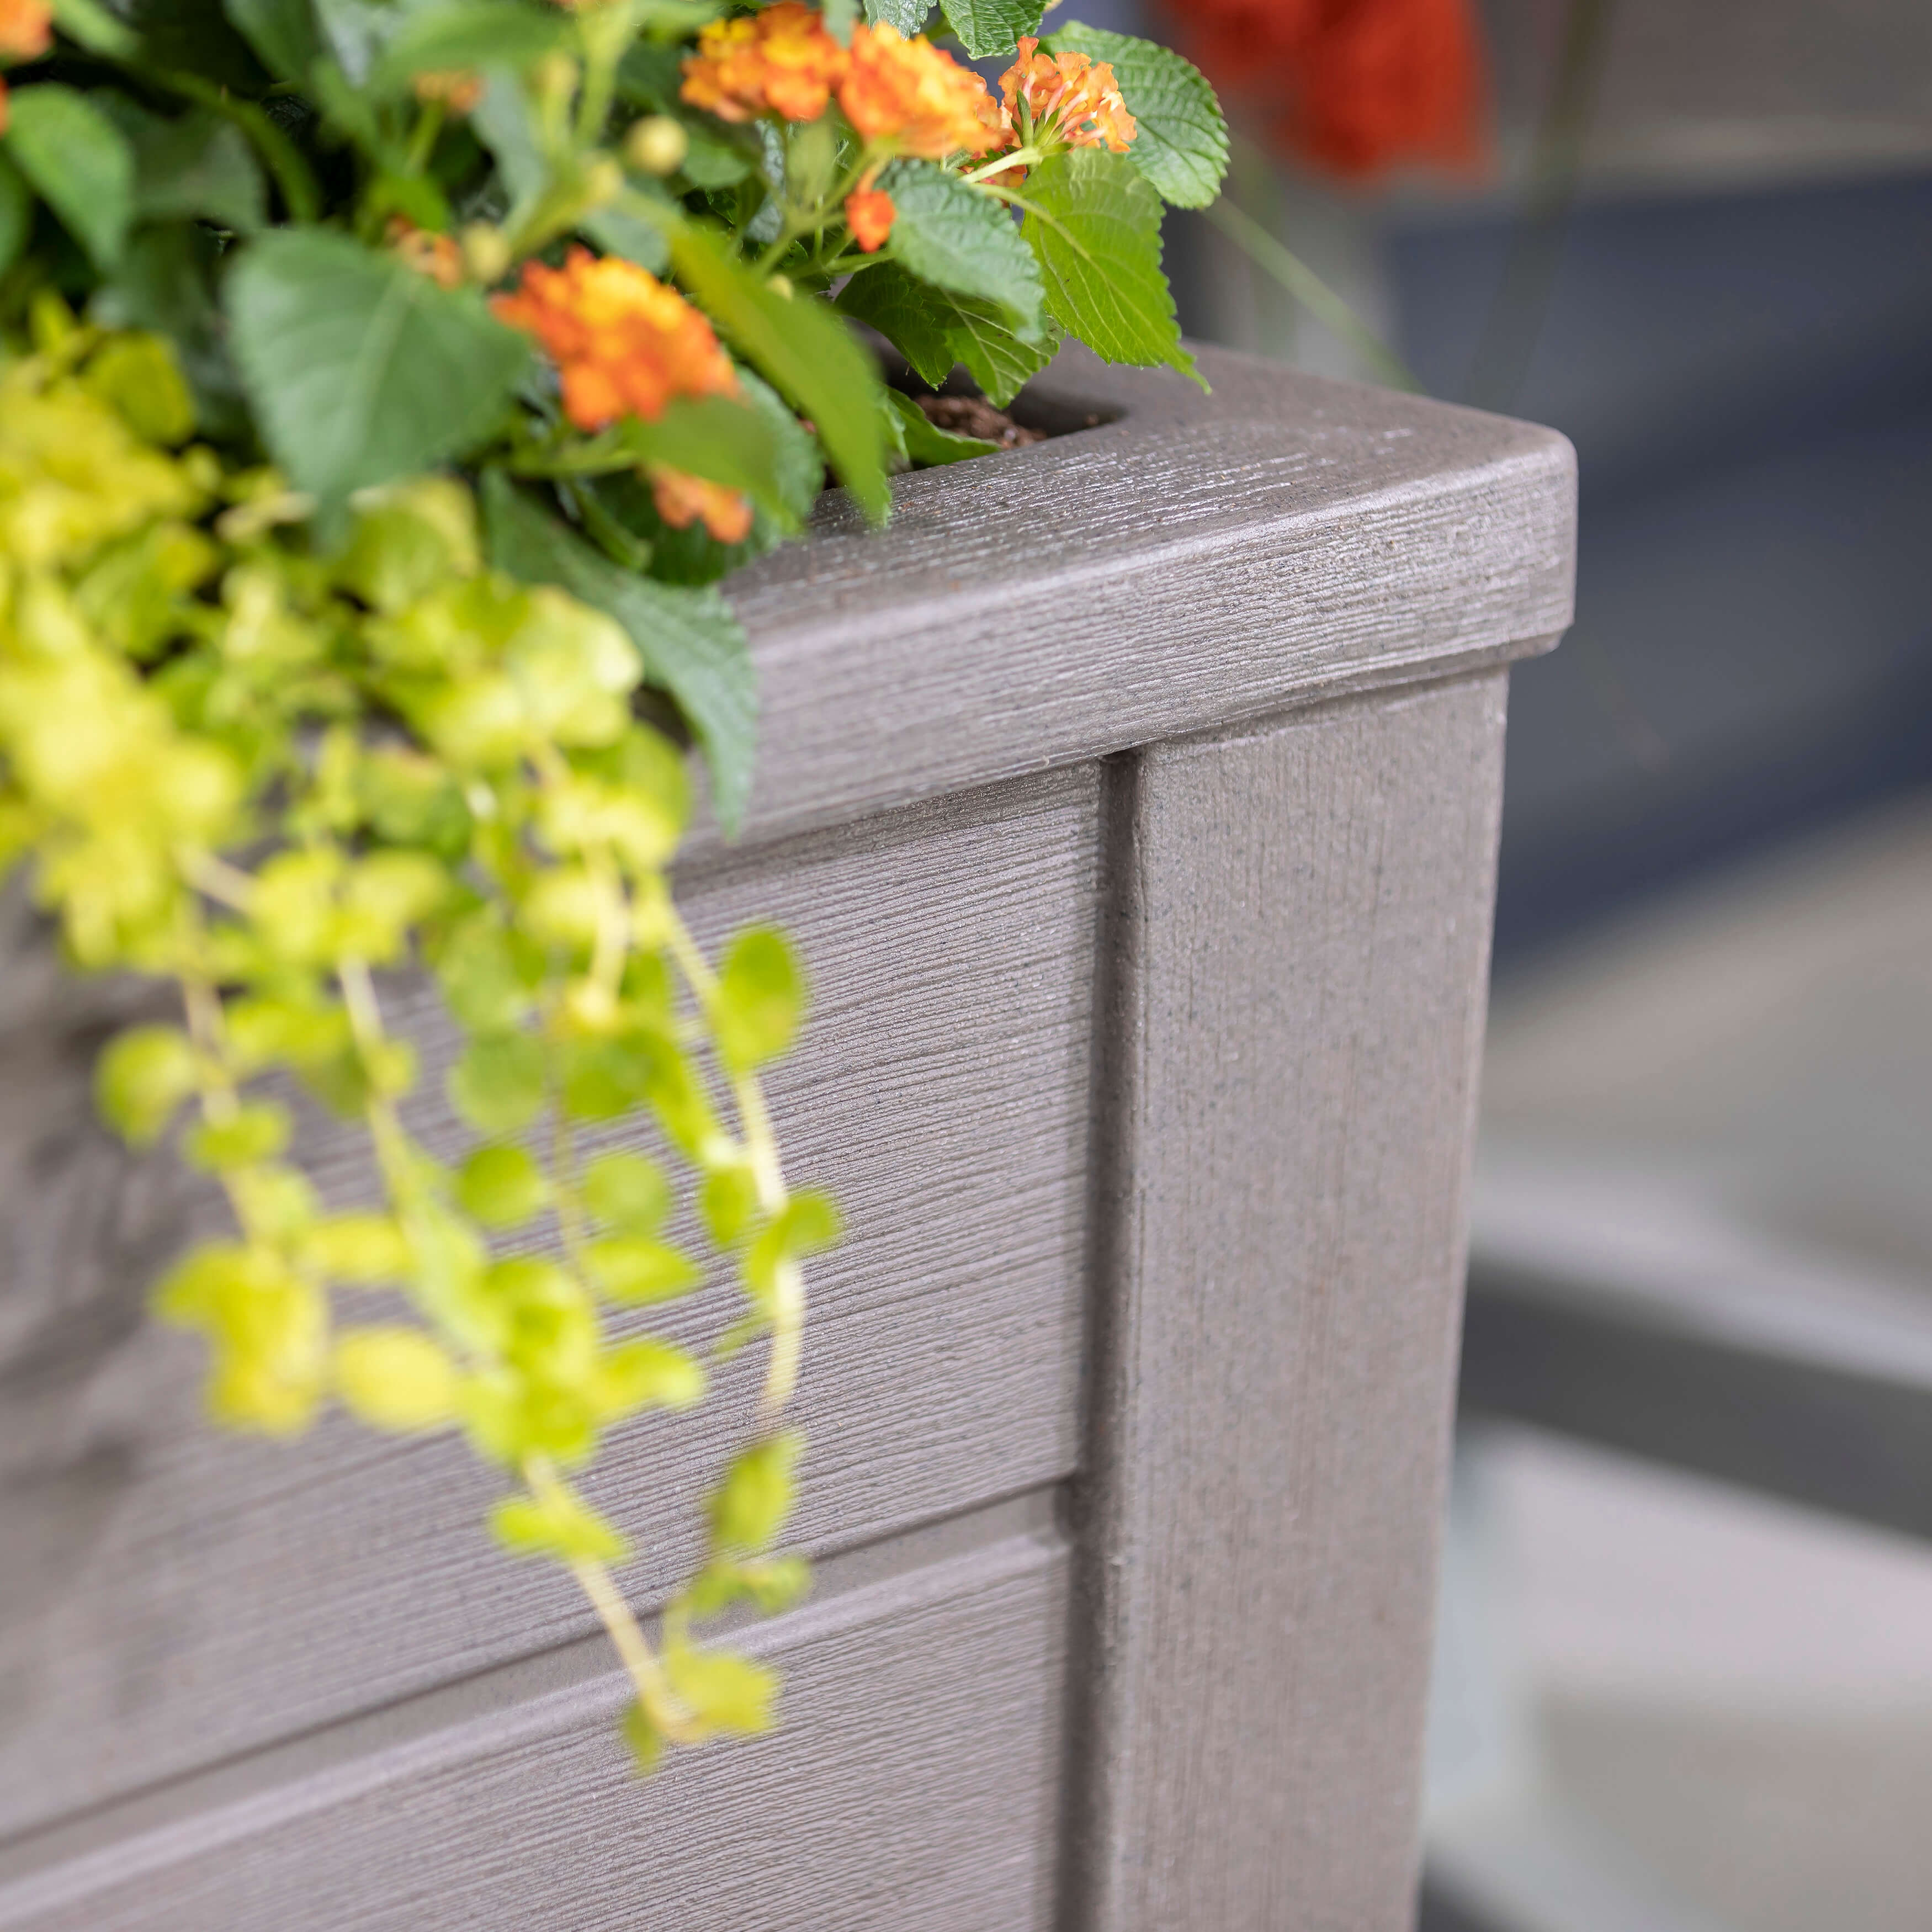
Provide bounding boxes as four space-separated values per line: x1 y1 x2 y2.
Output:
998 38 1135 155
649 465 754 545
387 218 464 290
412 67 484 116
492 248 739 433
840 21 1005 160
681 1 847 124
0 0 51 61
845 185 894 252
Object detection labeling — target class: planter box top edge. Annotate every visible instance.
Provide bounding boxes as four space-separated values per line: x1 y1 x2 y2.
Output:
709 342 1577 850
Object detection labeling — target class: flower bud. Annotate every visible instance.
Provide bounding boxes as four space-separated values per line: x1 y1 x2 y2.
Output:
766 273 793 300
533 51 578 107
582 157 625 209
624 115 688 177
460 223 512 286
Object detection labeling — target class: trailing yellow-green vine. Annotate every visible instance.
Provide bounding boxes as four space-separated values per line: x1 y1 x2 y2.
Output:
0 320 831 1763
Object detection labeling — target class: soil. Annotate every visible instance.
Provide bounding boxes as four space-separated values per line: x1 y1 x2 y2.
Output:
914 394 1047 449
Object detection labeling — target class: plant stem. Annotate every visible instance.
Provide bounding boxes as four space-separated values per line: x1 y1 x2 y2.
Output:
1203 195 1420 393
960 145 1040 184
662 908 802 1414
522 1454 698 1740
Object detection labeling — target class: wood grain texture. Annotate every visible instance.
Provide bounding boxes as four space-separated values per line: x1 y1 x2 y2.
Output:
710 344 1574 849
0 1528 1069 1931
0 768 1097 1838
1066 678 1509 1932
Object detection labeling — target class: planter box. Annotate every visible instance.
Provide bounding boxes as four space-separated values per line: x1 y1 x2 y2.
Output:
0 346 1574 1931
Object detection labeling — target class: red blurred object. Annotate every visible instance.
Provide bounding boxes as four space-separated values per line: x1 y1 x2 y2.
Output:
1167 0 1489 179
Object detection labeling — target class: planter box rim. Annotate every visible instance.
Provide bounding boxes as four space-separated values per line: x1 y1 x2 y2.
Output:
710 341 1576 850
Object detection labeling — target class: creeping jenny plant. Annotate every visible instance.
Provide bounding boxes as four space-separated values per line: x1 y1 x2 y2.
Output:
0 0 1225 1772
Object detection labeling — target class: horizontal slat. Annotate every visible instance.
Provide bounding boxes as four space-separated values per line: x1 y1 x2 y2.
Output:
711 343 1574 846
1461 1161 1932 1541
0 767 1097 1838
0 1526 1069 1931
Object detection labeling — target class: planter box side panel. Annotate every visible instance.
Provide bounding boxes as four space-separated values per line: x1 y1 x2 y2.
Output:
0 1530 1067 1932
0 766 1099 1837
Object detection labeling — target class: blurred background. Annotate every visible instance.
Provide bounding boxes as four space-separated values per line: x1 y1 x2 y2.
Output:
1100 1 1932 1924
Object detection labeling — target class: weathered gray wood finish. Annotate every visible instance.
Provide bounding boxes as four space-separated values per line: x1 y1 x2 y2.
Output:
0 345 1573 1929
1069 680 1509 1931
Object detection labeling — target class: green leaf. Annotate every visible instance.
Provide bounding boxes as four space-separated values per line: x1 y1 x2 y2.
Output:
473 70 543 202
307 1212 411 1282
221 0 320 81
581 203 671 275
449 1029 547 1134
592 366 821 583
96 1024 198 1147
712 925 802 1073
936 0 1039 59
591 1336 704 1416
581 1150 670 1233
675 119 756 191
622 1700 664 1774
585 1235 703 1305
95 221 248 437
838 261 1054 407
129 110 267 234
1045 22 1228 208
614 39 681 107
6 86 136 272
313 0 390 82
492 1483 630 1564
0 152 28 281
686 1551 810 1618
547 394 797 526
184 1100 291 1172
558 1033 655 1121
710 1431 800 1553
742 1190 841 1308
662 1641 777 1737
640 1039 721 1164
225 230 530 512
888 389 999 466
699 1164 758 1248
1020 147 1197 383
480 473 757 832
457 1143 550 1228
84 332 195 443
49 0 138 56
863 0 927 29
118 0 268 87
874 159 1043 330
669 222 890 524
334 1327 460 1431
372 0 566 91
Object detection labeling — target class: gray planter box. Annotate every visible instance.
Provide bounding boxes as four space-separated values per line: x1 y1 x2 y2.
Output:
0 346 1573 1931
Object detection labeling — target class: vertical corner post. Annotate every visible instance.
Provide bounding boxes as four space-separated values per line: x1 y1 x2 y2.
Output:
1066 675 1510 1931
